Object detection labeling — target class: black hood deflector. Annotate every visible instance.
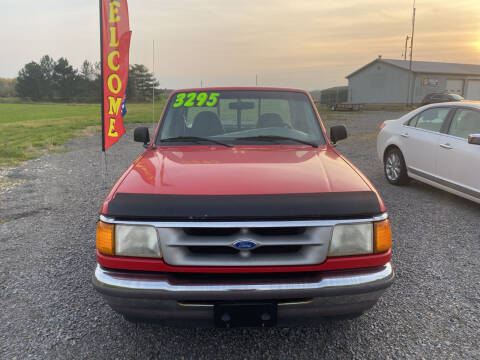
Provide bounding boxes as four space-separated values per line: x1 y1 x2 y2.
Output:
106 192 381 221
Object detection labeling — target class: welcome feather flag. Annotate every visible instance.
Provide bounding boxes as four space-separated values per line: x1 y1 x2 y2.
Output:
100 0 131 151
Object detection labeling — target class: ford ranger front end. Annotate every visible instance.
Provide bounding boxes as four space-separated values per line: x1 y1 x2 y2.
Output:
93 87 394 327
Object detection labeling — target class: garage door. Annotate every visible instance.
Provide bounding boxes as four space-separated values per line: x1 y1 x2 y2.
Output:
466 80 480 100
446 79 464 95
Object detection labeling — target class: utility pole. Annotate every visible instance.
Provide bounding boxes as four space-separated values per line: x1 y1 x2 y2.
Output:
256 74 258 86
406 0 416 106
403 35 410 60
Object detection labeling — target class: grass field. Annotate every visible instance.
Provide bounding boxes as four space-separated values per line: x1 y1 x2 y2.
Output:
0 100 166 166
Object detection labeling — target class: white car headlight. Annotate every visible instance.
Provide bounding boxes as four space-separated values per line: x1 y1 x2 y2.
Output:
115 225 162 258
328 223 373 257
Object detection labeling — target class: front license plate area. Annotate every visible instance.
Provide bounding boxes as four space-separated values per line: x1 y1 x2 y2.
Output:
214 302 277 328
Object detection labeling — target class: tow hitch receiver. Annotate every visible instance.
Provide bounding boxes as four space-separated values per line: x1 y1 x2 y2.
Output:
214 302 278 328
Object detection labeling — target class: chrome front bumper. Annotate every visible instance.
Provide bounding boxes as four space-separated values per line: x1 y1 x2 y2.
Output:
93 263 394 326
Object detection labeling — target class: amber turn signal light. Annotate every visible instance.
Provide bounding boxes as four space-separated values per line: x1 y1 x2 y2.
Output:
374 219 392 253
96 221 115 256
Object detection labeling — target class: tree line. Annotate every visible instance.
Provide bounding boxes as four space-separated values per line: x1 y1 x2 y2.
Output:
0 78 16 97
11 55 160 103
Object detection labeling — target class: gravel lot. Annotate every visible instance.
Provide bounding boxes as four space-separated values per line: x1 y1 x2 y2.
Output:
1 111 479 359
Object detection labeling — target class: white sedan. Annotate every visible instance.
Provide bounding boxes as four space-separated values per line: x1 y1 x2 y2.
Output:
377 102 480 204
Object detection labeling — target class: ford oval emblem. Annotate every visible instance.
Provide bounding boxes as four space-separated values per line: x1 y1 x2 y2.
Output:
233 240 258 250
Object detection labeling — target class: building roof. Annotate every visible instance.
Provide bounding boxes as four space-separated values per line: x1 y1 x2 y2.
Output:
346 58 480 78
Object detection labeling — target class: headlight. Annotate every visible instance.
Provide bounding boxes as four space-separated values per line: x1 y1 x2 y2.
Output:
328 223 373 257
115 225 162 258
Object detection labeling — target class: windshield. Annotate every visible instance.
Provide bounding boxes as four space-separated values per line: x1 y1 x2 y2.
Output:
450 94 464 100
156 90 325 146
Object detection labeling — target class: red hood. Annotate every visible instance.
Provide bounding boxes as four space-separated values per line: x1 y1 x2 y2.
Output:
113 145 372 195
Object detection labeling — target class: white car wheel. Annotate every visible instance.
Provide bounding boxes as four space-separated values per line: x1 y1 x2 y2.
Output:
384 148 409 185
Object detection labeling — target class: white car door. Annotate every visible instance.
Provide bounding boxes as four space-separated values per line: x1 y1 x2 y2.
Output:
436 108 480 196
401 107 452 176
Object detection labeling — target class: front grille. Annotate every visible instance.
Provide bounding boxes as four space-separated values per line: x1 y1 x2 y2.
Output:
187 245 302 256
252 245 302 255
188 246 238 255
183 227 306 236
157 225 331 267
183 228 239 237
250 227 306 236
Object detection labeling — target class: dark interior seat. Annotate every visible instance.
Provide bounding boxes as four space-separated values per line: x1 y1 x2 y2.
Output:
190 111 224 137
257 113 284 128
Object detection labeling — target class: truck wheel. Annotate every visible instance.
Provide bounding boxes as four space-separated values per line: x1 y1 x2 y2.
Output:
384 148 409 185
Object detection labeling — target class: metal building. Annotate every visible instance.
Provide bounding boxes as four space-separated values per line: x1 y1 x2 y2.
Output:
347 57 480 104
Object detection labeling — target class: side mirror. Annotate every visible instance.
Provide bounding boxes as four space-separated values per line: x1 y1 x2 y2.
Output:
468 134 480 145
330 125 347 144
134 127 150 146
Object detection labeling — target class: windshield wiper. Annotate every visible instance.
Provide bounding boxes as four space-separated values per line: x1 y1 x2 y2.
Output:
159 136 233 148
233 135 318 148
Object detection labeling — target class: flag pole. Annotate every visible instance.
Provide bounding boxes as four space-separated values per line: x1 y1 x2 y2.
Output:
99 0 107 186
152 39 155 129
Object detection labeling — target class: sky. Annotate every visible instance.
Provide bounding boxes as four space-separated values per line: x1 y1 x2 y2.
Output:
1 0 480 90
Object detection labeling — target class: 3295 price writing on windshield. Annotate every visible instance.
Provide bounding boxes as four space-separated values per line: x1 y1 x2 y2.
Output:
173 92 220 108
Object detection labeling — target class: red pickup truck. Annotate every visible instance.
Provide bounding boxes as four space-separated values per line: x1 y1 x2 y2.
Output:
93 87 394 327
